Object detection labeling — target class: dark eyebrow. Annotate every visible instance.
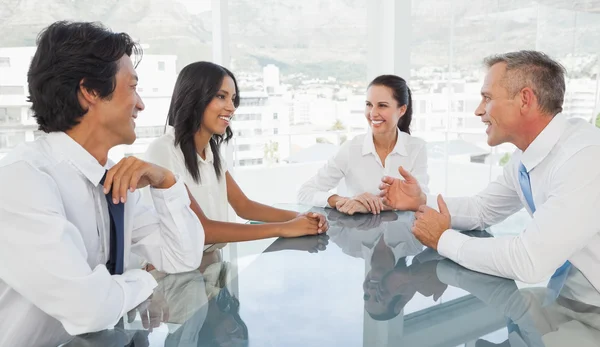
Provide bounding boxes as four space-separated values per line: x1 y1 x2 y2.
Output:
131 74 139 82
218 89 229 95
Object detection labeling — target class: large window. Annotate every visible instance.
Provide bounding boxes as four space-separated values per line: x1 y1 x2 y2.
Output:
0 1 213 160
1 1 599 227
227 0 368 205
409 0 600 234
0 107 22 125
0 57 10 67
0 131 26 150
0 86 24 95
2 0 599 339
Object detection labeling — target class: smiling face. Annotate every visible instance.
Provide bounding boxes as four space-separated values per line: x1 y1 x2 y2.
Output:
93 55 145 145
365 84 407 136
201 75 237 136
475 62 522 147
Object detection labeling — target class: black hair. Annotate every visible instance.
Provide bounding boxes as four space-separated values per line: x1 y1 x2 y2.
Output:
196 290 249 346
167 61 240 183
27 21 142 133
368 75 413 134
197 264 249 346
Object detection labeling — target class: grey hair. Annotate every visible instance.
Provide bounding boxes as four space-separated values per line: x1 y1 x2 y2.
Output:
484 50 566 116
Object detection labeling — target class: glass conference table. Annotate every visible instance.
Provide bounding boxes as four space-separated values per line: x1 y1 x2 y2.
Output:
60 205 600 347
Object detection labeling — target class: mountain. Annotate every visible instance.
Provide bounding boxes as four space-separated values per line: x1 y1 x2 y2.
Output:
1 0 599 80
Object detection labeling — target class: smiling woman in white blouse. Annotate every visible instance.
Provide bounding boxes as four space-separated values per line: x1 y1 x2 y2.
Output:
297 75 429 215
145 62 328 248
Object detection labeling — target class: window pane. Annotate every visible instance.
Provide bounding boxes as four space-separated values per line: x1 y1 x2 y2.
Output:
0 86 25 95
228 0 368 205
410 0 600 235
0 1 213 162
0 107 22 124
0 57 10 67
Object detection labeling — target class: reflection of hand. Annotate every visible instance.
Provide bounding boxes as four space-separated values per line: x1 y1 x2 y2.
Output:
327 211 399 230
326 208 348 221
128 292 170 332
306 234 330 253
356 215 385 230
412 247 444 264
336 198 369 215
266 234 329 253
353 192 385 214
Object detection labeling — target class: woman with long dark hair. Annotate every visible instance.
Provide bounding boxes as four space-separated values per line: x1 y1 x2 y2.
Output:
145 62 328 247
298 75 429 215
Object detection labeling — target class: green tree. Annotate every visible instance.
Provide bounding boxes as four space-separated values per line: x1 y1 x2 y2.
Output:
316 137 332 144
330 119 345 131
263 141 279 165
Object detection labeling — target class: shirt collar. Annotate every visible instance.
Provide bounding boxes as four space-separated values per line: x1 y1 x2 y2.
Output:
521 113 567 172
45 132 106 187
166 125 214 164
361 129 408 157
201 142 214 164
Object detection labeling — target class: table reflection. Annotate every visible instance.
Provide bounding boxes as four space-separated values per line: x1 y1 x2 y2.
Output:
437 259 600 347
58 207 600 347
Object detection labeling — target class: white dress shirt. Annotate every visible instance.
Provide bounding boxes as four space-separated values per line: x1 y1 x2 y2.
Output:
0 132 205 347
298 130 429 207
433 114 600 290
144 126 229 250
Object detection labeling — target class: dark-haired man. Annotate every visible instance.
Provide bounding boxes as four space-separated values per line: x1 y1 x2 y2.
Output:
0 21 205 347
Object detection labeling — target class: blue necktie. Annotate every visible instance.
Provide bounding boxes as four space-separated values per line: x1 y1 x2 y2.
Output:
100 171 125 275
518 163 536 214
518 162 570 298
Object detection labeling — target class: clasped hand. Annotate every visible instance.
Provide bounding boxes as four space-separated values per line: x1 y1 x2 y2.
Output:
336 192 389 215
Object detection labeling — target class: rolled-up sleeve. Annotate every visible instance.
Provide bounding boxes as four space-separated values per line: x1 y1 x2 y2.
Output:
297 143 349 207
437 147 600 284
130 175 205 273
427 153 523 231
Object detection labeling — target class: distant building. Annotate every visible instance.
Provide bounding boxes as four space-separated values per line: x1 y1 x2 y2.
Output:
263 64 280 94
232 90 291 166
283 143 338 163
0 47 37 160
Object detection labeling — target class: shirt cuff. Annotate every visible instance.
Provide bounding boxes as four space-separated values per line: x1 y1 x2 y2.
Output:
314 191 335 208
113 269 158 320
437 229 470 263
149 174 190 206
